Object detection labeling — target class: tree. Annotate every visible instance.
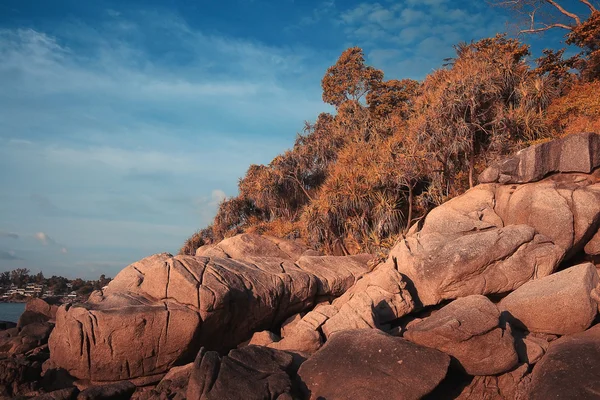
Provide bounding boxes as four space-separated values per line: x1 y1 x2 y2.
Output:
493 0 597 33
493 1 600 80
321 47 384 108
10 268 30 287
366 79 421 119
0 271 10 286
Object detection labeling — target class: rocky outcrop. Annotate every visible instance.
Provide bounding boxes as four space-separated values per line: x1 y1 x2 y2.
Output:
457 364 530 400
18 299 59 329
195 233 317 261
48 249 371 382
500 263 600 335
479 132 600 184
389 167 600 307
187 346 294 400
404 295 518 375
28 133 600 399
528 324 600 399
297 329 450 400
0 298 58 398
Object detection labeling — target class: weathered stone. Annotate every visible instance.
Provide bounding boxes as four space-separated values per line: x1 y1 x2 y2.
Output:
297 329 450 400
585 228 600 255
248 330 279 347
500 263 600 335
151 363 192 400
495 177 600 260
195 233 309 262
321 264 414 338
76 381 136 400
457 364 531 400
187 346 294 400
17 299 59 329
528 324 600 400
405 295 518 376
391 224 561 306
49 246 370 382
479 132 600 184
32 387 79 400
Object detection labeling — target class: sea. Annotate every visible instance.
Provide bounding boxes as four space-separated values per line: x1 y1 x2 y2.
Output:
0 303 26 323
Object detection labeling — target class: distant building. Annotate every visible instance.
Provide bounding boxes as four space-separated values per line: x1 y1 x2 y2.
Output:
67 291 77 298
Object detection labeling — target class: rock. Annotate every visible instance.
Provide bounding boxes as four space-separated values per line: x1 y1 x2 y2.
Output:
500 263 600 335
0 322 53 355
528 324 600 399
404 295 518 376
268 305 334 355
479 132 600 184
297 329 450 400
77 381 136 400
151 363 192 400
50 301 200 382
32 387 79 400
187 346 294 400
248 331 279 347
391 170 600 307
515 335 546 365
279 313 303 338
585 228 600 255
270 264 415 355
195 233 309 262
18 299 59 329
49 249 370 382
0 354 43 397
321 264 414 338
0 321 16 330
391 224 561 306
457 364 531 400
495 176 600 260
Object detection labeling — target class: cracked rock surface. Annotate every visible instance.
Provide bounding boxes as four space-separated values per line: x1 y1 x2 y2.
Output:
48 249 371 382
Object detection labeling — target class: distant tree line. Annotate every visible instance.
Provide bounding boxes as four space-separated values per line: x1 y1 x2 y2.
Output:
0 268 112 297
181 1 600 258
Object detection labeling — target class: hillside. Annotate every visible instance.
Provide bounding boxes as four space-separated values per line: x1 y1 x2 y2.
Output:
181 9 600 258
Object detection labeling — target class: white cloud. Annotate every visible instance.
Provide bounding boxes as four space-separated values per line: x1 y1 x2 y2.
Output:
34 232 56 246
60 247 68 254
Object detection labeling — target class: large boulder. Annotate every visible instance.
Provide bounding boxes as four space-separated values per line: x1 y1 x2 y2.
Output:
18 298 59 329
390 224 561 306
195 233 312 262
494 175 600 260
528 324 600 399
457 364 530 400
49 245 371 382
187 346 294 400
500 263 600 335
390 169 600 307
404 295 518 376
265 264 415 355
297 329 450 400
479 132 600 184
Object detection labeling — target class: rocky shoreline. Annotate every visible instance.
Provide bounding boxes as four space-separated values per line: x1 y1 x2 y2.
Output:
1 132 600 399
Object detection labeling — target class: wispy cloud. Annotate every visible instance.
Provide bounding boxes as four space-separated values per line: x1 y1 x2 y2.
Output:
0 250 22 260
336 1 506 79
34 232 57 246
0 232 19 239
0 10 333 278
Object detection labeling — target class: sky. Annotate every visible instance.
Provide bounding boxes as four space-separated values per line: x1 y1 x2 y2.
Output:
0 0 585 279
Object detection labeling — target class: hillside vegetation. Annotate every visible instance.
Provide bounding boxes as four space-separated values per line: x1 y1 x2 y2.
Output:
181 7 600 257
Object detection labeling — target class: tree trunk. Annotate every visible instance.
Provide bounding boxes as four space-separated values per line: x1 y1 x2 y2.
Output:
468 149 475 189
405 183 414 234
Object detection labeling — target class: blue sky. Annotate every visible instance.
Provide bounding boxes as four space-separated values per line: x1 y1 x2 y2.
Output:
0 0 581 279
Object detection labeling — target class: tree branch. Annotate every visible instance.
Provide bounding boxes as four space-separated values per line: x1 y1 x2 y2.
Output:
579 0 597 12
546 0 581 24
520 23 573 33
